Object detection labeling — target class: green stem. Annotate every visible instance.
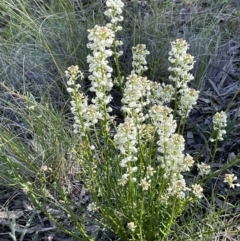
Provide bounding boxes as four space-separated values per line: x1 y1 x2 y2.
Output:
139 194 145 241
197 154 240 185
29 191 91 241
52 170 91 240
112 25 123 96
211 131 219 164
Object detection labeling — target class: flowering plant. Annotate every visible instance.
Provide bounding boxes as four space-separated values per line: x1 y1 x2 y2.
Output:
65 1 202 240
64 0 237 240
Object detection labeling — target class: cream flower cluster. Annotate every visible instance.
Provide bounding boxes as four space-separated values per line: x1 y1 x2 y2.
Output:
224 173 240 189
87 202 98 212
86 25 114 116
66 66 105 134
149 105 195 199
127 222 137 232
66 0 125 134
121 74 151 118
191 184 203 199
131 44 150 75
66 38 201 200
149 105 176 142
115 69 158 187
65 66 89 134
104 0 124 24
168 39 195 88
149 82 174 105
168 39 199 117
104 0 124 56
139 166 156 192
212 111 227 141
197 162 211 176
178 87 199 117
114 120 138 162
85 0 124 120
115 59 151 183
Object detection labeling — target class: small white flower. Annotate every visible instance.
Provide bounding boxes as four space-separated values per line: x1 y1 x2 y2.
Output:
178 87 199 117
212 111 227 141
28 105 35 110
66 87 74 93
104 0 124 28
168 39 195 85
118 174 129 186
146 166 156 179
130 166 138 173
197 162 211 176
191 184 203 199
213 111 227 129
87 202 98 212
131 177 137 182
131 44 149 75
139 177 151 191
127 222 137 232
40 165 48 172
182 154 194 172
67 80 74 86
224 174 240 189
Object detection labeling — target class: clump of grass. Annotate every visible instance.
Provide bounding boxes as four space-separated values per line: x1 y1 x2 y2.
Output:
0 0 100 104
0 84 77 186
